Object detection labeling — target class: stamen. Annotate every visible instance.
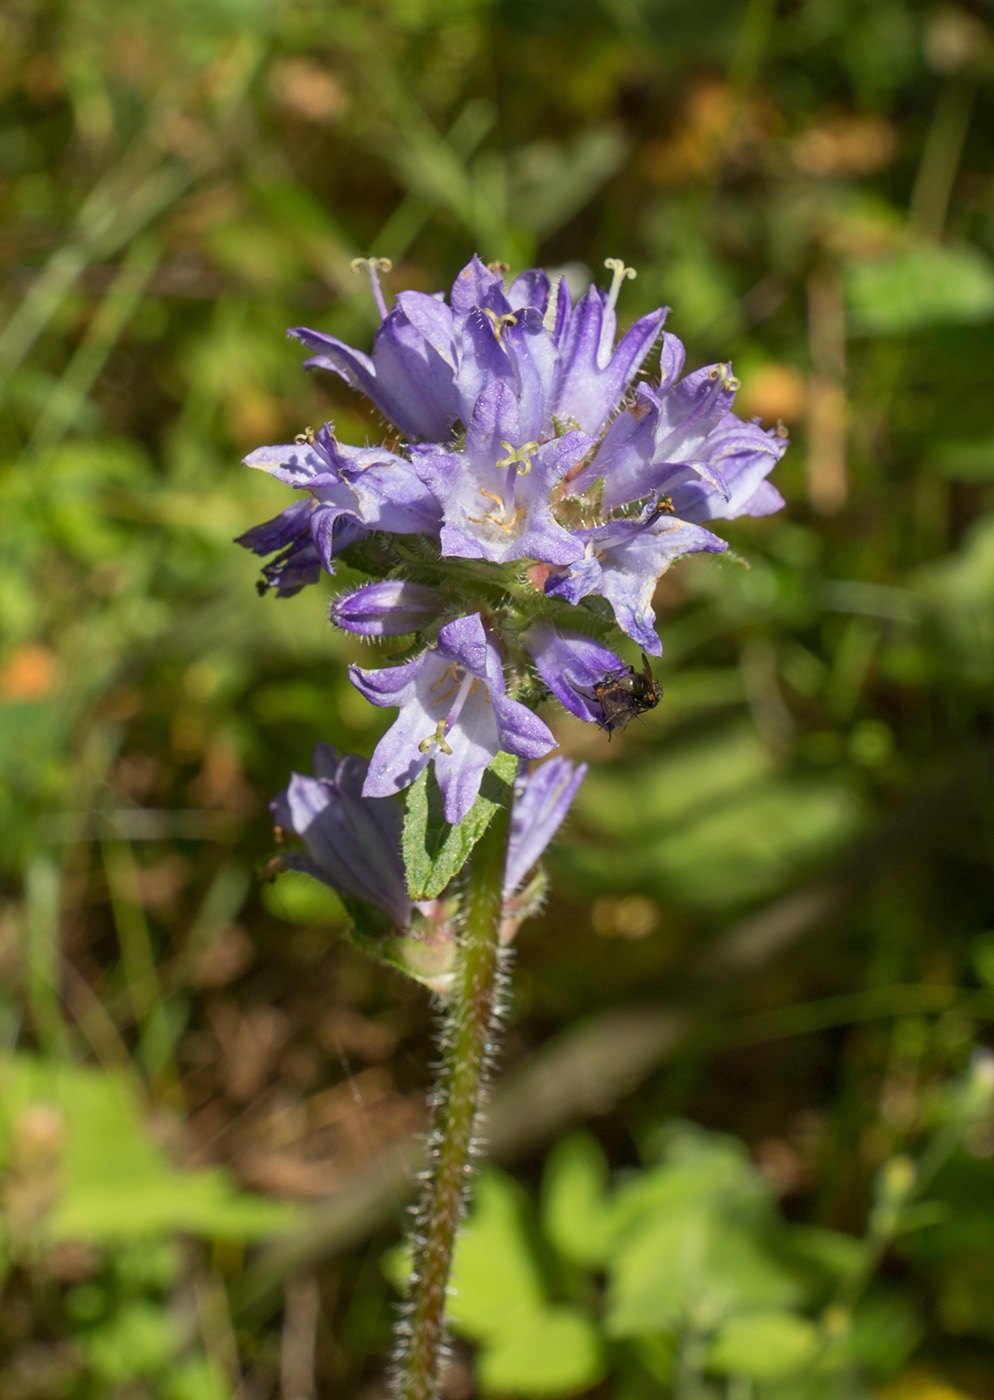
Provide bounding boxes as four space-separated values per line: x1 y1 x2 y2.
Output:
495 440 538 475
430 664 460 692
658 495 674 514
293 426 316 445
467 489 527 536
543 275 563 336
350 256 393 320
483 308 518 342
603 257 637 318
487 261 510 278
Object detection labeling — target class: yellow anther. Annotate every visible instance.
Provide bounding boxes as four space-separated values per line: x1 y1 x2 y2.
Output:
707 363 739 391
495 440 539 475
418 719 453 756
483 308 518 342
487 260 510 276
467 489 527 535
659 495 674 514
294 426 317 445
430 663 460 692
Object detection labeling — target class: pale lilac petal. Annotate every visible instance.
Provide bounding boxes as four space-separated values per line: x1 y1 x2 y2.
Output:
504 758 587 895
243 441 326 487
490 695 557 760
546 512 726 656
350 615 554 815
290 313 457 441
437 612 492 679
507 268 551 312
433 683 501 824
524 624 627 724
450 255 509 317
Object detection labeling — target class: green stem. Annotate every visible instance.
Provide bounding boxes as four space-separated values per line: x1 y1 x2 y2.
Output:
393 806 510 1400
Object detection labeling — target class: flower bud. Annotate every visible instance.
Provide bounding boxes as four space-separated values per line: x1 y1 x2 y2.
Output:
330 580 443 636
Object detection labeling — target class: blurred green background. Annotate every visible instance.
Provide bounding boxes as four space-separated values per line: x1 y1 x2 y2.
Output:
3 0 994 1396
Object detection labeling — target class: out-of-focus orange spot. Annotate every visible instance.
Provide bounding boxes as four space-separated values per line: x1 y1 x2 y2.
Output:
641 78 780 184
187 739 258 815
168 183 244 244
0 644 58 700
269 59 348 125
737 363 808 425
231 391 285 446
152 112 209 162
23 53 63 103
792 114 897 177
591 896 658 939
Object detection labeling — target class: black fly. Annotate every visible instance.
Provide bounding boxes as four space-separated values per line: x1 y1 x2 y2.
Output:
593 653 663 735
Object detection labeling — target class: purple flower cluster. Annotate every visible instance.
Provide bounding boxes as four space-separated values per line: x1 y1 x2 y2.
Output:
276 744 586 929
242 256 786 827
273 743 586 991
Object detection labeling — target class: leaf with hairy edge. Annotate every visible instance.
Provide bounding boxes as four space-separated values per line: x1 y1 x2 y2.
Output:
403 751 517 900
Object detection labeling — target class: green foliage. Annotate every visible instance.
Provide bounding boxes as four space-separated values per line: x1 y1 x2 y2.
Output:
845 243 994 336
0 1054 294 1398
420 1122 948 1398
0 1053 298 1250
3 0 994 1392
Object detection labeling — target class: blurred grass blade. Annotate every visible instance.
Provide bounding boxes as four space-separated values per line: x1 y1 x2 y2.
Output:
24 856 68 1055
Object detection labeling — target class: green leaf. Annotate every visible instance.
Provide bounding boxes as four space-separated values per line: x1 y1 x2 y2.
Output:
845 242 994 334
541 1132 615 1268
163 1356 233 1400
0 1055 298 1245
82 1301 179 1383
846 1290 923 1377
706 1309 819 1381
476 1306 605 1397
447 1170 546 1341
606 1212 801 1338
260 869 347 926
402 752 516 900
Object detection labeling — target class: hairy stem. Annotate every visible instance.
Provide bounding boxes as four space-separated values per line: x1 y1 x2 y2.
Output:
393 807 510 1400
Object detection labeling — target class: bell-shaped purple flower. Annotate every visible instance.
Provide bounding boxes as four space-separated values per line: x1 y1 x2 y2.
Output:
411 381 592 567
566 356 787 522
523 623 628 726
290 255 665 446
350 613 556 824
236 499 327 597
271 743 412 929
330 580 444 636
545 503 726 656
504 757 587 896
237 425 441 588
273 745 585 928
